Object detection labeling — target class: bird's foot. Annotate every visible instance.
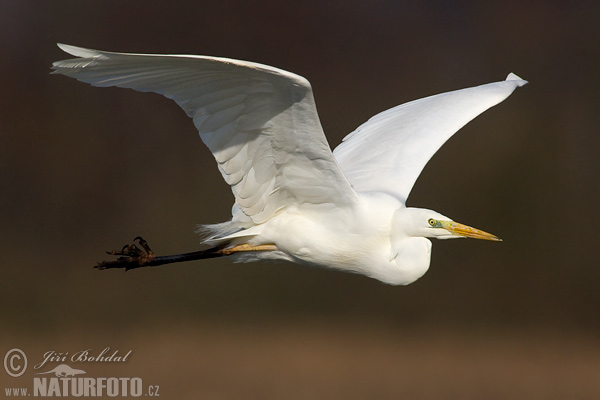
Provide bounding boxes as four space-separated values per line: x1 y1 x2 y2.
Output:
96 236 156 271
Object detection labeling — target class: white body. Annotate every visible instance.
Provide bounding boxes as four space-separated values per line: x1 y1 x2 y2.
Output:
53 44 527 285
236 192 431 285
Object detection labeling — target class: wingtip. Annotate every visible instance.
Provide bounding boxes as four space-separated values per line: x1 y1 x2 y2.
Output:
506 72 528 86
57 43 79 55
56 43 103 59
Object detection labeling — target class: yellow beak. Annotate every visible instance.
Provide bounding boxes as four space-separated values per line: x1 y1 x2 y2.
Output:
439 220 502 241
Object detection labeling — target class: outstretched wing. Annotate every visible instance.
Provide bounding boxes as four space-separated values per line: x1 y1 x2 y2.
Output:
333 74 527 204
52 44 357 226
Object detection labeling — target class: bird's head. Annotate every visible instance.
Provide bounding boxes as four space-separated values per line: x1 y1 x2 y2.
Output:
399 208 501 241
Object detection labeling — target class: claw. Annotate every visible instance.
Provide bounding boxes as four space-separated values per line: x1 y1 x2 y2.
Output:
106 242 144 257
134 236 154 256
96 236 156 270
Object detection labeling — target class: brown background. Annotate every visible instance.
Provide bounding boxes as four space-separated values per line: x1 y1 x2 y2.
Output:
1 1 599 398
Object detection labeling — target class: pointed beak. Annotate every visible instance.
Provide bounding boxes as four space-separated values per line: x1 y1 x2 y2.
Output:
439 220 502 241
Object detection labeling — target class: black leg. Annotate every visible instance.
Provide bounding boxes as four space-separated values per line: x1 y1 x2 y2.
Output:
95 237 225 271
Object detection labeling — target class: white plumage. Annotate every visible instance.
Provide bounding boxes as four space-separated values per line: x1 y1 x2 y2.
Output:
53 44 526 285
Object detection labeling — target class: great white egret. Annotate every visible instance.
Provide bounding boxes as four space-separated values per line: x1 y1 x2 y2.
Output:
52 44 527 285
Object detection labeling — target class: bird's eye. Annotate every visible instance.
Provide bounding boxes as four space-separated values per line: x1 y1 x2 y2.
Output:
428 218 436 227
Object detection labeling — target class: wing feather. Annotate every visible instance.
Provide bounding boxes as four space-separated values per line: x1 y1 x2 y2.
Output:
53 44 357 230
333 74 527 203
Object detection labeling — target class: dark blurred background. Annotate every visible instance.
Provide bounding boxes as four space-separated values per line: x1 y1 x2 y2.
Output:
2 1 599 398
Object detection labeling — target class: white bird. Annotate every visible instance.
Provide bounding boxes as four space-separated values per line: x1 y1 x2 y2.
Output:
52 44 527 285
